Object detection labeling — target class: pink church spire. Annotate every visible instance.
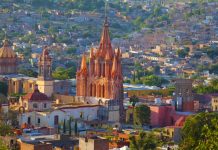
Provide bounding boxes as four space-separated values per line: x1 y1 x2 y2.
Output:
99 17 113 59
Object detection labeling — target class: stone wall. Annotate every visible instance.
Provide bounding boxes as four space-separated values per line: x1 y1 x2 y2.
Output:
19 141 52 150
54 94 85 104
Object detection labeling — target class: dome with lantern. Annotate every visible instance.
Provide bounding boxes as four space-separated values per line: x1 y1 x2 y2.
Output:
0 39 17 74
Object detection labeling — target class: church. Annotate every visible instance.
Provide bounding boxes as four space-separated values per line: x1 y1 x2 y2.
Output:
76 17 124 122
16 18 125 129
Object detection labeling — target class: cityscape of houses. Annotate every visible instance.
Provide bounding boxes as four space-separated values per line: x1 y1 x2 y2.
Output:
0 0 218 150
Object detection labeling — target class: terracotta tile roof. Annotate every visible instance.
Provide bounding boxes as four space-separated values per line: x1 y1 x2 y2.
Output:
175 116 186 127
23 88 49 102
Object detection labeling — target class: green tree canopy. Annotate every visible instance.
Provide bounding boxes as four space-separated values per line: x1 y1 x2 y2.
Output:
202 46 218 59
0 82 8 96
67 47 77 55
52 66 76 80
210 64 218 75
18 69 38 78
180 112 218 150
129 132 157 150
194 79 218 94
133 105 150 126
129 95 139 107
176 48 190 58
0 140 8 150
0 123 13 136
141 75 169 87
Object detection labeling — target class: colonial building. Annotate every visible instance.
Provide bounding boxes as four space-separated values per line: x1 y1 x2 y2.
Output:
37 46 54 97
76 18 123 101
2 46 71 96
19 85 52 112
0 39 17 75
211 96 218 111
76 18 124 122
174 79 194 112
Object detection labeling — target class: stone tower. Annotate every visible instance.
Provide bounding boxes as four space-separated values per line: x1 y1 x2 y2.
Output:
76 18 124 122
37 46 53 97
174 79 194 112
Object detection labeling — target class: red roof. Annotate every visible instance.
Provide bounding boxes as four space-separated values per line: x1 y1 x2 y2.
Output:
175 116 186 127
23 89 49 101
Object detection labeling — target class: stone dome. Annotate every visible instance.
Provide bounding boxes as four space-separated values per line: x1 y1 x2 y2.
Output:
23 85 49 102
0 39 16 58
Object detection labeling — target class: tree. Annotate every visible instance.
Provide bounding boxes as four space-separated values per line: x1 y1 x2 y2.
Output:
67 47 77 55
0 82 8 96
18 69 38 77
202 46 218 59
63 119 66 134
0 123 13 136
180 112 218 150
74 120 78 136
133 105 150 126
52 67 76 80
152 65 160 75
141 75 168 87
133 71 136 83
210 64 218 75
194 79 218 94
129 132 157 150
129 95 139 107
0 140 8 150
58 124 61 134
176 48 189 58
68 118 72 136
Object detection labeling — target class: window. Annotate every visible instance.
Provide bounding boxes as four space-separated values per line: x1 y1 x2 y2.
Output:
33 103 38 108
37 118 40 124
44 103 47 108
54 115 59 125
28 117 31 124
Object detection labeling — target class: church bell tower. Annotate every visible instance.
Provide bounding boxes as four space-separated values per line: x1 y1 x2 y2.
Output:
37 46 53 97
